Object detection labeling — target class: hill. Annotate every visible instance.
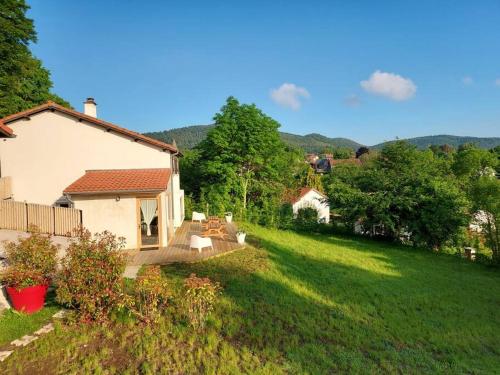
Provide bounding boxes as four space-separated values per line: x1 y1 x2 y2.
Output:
145 125 362 152
144 126 500 152
373 135 500 150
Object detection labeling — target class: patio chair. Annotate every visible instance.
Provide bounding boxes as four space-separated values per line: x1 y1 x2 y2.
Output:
192 211 207 222
189 235 213 253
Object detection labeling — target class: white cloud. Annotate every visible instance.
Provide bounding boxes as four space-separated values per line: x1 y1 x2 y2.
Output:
462 76 474 85
270 83 310 110
360 70 416 101
495 78 500 86
344 94 361 107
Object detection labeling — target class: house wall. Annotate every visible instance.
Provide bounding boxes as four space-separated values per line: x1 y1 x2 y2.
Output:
72 194 138 249
172 174 184 227
0 111 172 205
292 190 330 223
159 190 169 246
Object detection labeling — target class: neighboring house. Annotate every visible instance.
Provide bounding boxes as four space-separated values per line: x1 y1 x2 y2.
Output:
0 99 184 250
305 153 319 168
291 188 330 223
315 157 361 173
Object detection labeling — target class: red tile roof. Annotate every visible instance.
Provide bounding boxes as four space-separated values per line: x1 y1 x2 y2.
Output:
289 187 326 204
0 101 179 153
64 168 171 194
327 158 362 166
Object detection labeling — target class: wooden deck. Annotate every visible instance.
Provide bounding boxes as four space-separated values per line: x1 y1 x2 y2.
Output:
124 220 244 265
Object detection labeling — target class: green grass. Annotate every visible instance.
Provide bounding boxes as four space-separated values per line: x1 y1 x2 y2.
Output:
0 290 59 346
1 225 499 374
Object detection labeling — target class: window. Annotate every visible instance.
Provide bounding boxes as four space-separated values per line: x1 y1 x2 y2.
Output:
172 156 179 174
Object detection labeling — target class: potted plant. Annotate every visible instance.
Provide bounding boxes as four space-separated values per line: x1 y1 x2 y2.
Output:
0 229 58 314
225 212 233 223
236 230 246 244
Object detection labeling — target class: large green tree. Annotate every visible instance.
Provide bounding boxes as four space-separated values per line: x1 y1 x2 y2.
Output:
193 97 300 219
0 0 69 117
324 141 469 249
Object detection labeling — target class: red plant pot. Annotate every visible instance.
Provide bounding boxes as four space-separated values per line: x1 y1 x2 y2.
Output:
6 284 49 314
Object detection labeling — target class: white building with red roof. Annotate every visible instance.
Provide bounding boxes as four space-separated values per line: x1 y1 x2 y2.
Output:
291 188 330 223
0 99 184 250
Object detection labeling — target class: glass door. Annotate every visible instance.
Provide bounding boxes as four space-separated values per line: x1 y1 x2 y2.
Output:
138 197 160 249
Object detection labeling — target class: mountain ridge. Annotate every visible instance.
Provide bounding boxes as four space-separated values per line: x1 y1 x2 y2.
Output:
144 125 500 153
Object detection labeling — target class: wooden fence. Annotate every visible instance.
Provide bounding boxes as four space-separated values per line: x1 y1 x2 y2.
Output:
0 201 81 236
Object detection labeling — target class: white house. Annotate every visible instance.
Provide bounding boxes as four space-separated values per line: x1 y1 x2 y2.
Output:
291 188 330 223
0 99 184 250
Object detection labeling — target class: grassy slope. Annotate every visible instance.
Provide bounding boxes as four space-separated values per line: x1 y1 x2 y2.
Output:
2 226 499 374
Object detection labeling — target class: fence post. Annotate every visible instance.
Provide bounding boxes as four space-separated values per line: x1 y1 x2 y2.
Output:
52 206 56 235
25 202 28 231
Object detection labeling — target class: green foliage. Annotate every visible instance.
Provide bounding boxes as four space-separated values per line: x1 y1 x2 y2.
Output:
0 0 69 117
56 228 127 322
4 227 500 373
187 97 304 225
469 176 500 264
278 203 294 230
374 135 500 151
183 273 221 329
453 143 498 182
129 266 171 324
324 141 469 249
145 125 362 153
1 228 58 288
294 207 320 231
298 165 324 192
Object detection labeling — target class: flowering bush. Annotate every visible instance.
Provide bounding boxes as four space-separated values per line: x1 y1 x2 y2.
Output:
0 228 58 288
130 266 170 324
183 273 221 329
56 228 126 322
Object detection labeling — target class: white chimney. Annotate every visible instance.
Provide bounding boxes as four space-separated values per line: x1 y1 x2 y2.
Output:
83 97 97 118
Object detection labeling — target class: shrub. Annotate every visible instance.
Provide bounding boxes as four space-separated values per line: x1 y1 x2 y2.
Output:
294 207 319 232
0 228 58 288
130 266 170 324
278 203 294 230
183 273 221 329
56 228 126 322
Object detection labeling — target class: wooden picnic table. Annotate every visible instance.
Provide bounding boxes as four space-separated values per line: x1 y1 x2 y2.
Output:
202 220 227 239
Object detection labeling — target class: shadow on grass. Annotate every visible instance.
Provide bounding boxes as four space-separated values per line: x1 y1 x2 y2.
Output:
162 227 500 373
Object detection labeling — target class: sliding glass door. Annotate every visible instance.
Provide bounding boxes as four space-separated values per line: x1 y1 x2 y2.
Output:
138 197 160 249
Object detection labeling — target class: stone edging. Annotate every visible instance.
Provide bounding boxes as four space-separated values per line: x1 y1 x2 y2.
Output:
0 309 66 362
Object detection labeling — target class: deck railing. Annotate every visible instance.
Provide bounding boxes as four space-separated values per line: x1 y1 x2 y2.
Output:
0 201 81 236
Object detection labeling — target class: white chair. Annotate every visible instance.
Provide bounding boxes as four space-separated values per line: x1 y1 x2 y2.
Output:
189 235 213 253
192 211 207 223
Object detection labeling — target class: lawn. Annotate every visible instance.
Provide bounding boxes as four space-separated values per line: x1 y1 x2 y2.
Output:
0 289 59 347
1 225 499 374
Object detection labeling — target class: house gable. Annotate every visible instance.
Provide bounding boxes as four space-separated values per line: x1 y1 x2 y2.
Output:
0 108 175 205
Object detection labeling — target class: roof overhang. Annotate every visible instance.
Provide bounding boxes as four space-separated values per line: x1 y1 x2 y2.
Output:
0 101 180 153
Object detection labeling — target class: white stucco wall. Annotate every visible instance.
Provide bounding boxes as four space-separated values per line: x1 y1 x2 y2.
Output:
292 190 330 223
172 174 184 227
0 111 172 205
72 194 138 249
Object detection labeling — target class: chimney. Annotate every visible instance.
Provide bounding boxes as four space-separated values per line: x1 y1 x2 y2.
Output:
83 97 97 118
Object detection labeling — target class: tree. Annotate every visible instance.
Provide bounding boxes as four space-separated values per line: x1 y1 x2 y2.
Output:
299 166 324 192
355 147 370 159
324 141 469 249
197 97 288 216
0 0 69 117
453 144 498 182
470 176 500 264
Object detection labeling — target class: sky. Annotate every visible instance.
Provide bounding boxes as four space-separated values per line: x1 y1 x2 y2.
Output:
27 0 500 145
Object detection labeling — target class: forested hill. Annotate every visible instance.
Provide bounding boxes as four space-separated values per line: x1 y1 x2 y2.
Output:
144 125 500 152
373 135 500 150
144 125 363 152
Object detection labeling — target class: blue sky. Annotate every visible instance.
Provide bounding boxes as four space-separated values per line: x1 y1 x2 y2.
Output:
28 0 500 145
